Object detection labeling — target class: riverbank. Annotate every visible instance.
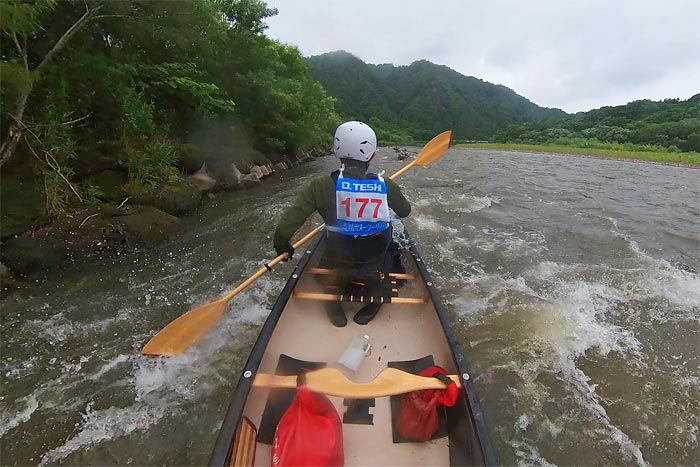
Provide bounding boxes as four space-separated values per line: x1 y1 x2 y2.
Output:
0 151 327 290
458 143 700 167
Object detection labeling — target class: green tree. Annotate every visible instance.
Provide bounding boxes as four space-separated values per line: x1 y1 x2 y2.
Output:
0 0 104 166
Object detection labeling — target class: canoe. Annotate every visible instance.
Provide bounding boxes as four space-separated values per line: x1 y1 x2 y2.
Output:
209 228 497 466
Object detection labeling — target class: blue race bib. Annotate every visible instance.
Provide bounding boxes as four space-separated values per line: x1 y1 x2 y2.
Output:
334 175 390 236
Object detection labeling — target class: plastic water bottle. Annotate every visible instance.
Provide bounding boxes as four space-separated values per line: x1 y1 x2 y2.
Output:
337 335 371 372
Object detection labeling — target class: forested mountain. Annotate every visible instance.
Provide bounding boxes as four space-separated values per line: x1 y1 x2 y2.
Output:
306 51 566 142
493 95 700 152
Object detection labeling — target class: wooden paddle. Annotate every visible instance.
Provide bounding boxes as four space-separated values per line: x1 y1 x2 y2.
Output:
253 367 461 399
141 130 453 356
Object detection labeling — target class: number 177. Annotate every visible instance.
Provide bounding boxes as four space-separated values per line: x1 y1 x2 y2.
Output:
340 197 383 218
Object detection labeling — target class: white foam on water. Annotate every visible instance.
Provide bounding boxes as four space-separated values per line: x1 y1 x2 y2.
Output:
39 348 212 464
412 192 498 215
534 280 642 360
0 394 39 437
24 306 135 344
460 267 649 464
627 240 700 312
509 439 557 467
229 275 283 325
527 255 698 325
24 312 73 343
453 273 542 319
604 220 700 315
412 214 458 235
88 354 130 381
3 355 39 381
566 362 648 465
516 414 531 431
452 227 547 258
39 402 170 465
448 193 499 214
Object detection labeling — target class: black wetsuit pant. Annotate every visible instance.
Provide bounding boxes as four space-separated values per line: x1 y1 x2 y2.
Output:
319 228 402 299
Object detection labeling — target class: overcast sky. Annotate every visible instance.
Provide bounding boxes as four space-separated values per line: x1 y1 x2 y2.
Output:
263 0 700 113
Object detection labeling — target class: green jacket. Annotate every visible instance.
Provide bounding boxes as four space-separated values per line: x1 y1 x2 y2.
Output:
273 161 411 252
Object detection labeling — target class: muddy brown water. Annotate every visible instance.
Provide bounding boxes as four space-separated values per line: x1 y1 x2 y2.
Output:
1 148 698 466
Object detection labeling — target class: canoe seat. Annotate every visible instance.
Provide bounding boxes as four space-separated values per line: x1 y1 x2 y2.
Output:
229 416 257 467
308 267 414 280
292 290 427 305
294 270 427 304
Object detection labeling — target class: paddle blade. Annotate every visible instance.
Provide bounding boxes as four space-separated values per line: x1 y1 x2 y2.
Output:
141 298 229 356
415 130 453 167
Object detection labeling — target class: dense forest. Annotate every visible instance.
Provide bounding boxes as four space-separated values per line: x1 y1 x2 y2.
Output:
1 0 339 235
492 95 700 152
306 51 566 142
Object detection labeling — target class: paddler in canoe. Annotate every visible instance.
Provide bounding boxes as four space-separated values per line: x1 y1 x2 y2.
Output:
273 121 412 327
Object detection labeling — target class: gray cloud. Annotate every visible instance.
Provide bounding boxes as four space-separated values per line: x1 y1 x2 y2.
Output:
264 0 700 112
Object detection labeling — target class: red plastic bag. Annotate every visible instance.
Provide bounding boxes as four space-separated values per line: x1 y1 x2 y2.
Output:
272 386 344 467
395 366 460 442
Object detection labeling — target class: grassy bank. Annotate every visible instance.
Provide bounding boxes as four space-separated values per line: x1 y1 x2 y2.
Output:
458 143 700 166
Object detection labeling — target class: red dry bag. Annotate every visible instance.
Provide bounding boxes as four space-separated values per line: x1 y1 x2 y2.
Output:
395 366 460 442
272 386 344 467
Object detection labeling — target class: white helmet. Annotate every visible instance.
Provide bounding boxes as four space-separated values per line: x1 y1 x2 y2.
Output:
333 121 377 162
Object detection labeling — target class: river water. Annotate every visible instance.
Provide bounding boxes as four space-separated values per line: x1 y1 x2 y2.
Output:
1 148 698 466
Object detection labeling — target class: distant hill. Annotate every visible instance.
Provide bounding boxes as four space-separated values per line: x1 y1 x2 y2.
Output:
493 94 700 152
306 51 566 142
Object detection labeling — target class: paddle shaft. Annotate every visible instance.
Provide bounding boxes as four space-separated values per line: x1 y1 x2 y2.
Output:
218 224 325 305
389 159 418 180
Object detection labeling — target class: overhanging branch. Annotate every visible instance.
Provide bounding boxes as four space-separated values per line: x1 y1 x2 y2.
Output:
37 3 104 73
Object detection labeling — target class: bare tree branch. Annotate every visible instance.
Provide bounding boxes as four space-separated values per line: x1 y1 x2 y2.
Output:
23 134 84 203
11 32 22 57
37 3 104 73
11 33 29 71
25 113 93 129
80 213 99 227
92 14 129 19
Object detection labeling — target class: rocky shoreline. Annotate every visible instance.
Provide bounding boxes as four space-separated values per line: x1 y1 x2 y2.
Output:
0 151 326 292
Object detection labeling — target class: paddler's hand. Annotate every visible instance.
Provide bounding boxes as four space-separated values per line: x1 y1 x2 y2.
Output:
275 242 294 261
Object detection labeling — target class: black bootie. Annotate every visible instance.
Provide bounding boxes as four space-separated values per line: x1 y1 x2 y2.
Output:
326 303 347 327
353 303 381 325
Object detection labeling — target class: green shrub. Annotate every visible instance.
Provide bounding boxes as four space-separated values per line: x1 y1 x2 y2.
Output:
127 139 179 192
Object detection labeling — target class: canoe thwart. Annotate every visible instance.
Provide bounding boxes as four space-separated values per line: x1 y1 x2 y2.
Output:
292 291 428 305
309 267 414 280
252 367 461 399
